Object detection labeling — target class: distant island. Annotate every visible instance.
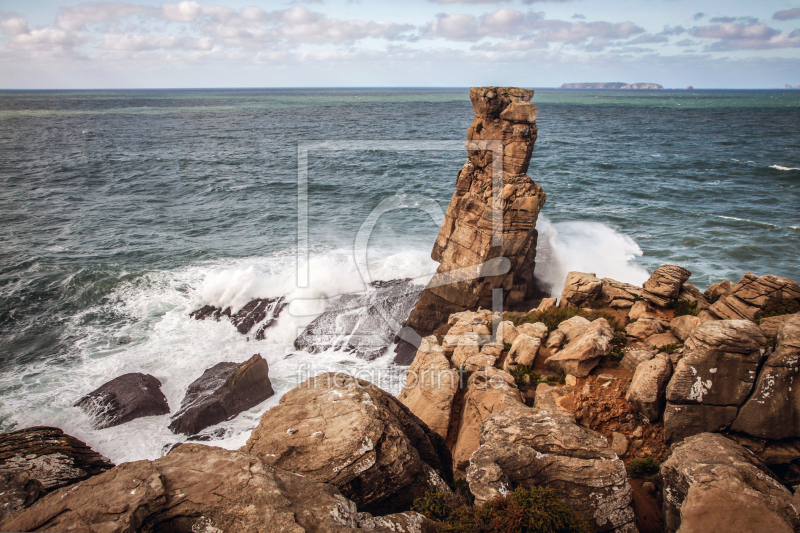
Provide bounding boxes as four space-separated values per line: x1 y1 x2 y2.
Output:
560 82 663 89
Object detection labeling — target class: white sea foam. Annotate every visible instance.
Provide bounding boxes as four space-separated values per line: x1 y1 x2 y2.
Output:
534 217 649 300
717 215 777 228
770 165 800 171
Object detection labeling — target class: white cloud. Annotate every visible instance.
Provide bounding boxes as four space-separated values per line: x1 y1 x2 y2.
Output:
690 22 800 50
423 9 543 41
271 6 414 43
101 33 213 51
6 27 91 52
1 16 29 36
161 1 202 23
56 3 147 31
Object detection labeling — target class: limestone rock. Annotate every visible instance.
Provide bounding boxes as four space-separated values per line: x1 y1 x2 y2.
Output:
731 315 800 439
0 427 114 520
601 278 642 306
611 432 629 457
557 315 591 342
402 87 544 341
503 334 540 370
516 321 548 340
560 271 603 308
620 348 656 373
442 309 492 356
466 406 636 532
398 337 459 439
645 332 680 349
625 353 672 421
626 318 664 340
75 372 169 429
242 373 453 514
670 314 703 341
759 312 800 338
0 443 422 533
704 279 734 301
664 320 766 443
660 433 800 533
710 272 800 321
495 320 518 344
452 368 524 469
169 354 274 435
532 297 557 313
677 283 711 310
546 318 614 377
628 299 668 321
641 264 692 307
545 329 566 351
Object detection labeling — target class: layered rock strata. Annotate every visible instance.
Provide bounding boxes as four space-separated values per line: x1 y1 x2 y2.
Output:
401 87 545 348
710 273 800 321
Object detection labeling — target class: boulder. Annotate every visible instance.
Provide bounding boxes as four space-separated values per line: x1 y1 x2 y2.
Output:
0 427 114 520
0 443 429 533
625 353 672 421
730 315 800 440
660 433 800 533
516 321 548 340
709 272 800 321
169 354 274 435
704 279 734 301
545 329 566 351
670 314 703 341
242 373 453 514
75 372 170 429
442 310 492 356
495 320 518 344
503 334 540 369
546 318 614 377
398 336 459 439
557 315 591 342
664 320 766 443
641 264 692 307
759 312 800 338
620 348 656 373
452 368 524 469
626 318 664 340
532 297 557 313
559 271 603 307
611 432 629 457
677 283 711 310
600 278 642 306
466 406 636 532
644 332 680 350
401 86 544 341
190 296 287 340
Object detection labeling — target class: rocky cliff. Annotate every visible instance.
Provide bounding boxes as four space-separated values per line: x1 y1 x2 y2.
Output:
399 87 545 357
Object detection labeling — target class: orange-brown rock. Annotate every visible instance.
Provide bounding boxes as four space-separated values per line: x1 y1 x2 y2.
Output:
709 272 800 321
641 264 692 308
401 87 545 349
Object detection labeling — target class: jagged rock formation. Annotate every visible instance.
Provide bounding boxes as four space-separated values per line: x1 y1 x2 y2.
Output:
0 427 114 520
400 87 545 351
626 353 672 421
642 264 692 307
191 296 287 340
0 443 431 533
710 272 800 321
545 317 614 377
297 279 424 361
169 354 274 435
241 373 453 515
467 406 637 532
660 433 800 533
74 372 170 429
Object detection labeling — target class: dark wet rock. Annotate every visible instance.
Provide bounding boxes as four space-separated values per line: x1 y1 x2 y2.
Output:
0 443 431 533
75 373 170 429
295 279 424 361
168 354 274 435
190 296 286 339
0 426 114 519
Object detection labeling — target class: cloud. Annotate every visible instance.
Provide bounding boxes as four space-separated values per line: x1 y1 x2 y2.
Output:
6 27 91 52
161 1 202 23
693 12 706 21
626 34 668 45
271 6 414 43
709 16 757 25
691 22 800 50
659 25 685 36
571 14 585 20
675 39 697 46
1 16 29 35
773 8 800 21
428 0 510 4
55 3 147 31
101 33 213 51
533 20 644 44
422 9 542 41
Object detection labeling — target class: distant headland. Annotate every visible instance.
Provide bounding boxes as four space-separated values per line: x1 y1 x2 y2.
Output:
560 82 663 89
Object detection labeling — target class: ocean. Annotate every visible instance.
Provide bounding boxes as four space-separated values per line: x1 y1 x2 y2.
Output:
0 88 798 463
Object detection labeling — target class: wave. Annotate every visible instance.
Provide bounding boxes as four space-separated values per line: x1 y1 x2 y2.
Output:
770 165 800 171
717 215 777 228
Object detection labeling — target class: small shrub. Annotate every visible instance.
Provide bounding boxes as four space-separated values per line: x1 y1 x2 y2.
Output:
411 490 451 521
657 343 684 355
766 338 775 349
588 299 604 309
438 486 590 533
504 306 624 333
508 365 563 387
674 299 701 317
503 342 513 352
451 478 475 507
628 457 660 478
758 298 800 321
610 331 627 360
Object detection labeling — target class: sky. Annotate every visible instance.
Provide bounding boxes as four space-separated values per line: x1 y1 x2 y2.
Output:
1 0 799 89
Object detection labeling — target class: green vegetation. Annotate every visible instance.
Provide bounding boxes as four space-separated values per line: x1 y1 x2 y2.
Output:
627 457 660 479
656 343 684 355
503 342 513 352
674 299 701 317
503 306 625 334
757 298 800 321
766 338 775 349
413 486 589 533
610 331 627 360
507 365 564 387
475 122 483 134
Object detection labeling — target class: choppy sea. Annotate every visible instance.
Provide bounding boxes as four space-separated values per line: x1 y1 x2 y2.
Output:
0 87 798 462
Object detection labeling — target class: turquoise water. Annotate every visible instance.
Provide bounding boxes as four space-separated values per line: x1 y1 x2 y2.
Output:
0 88 797 461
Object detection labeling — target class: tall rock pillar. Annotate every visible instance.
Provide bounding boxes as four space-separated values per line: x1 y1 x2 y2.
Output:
397 87 545 361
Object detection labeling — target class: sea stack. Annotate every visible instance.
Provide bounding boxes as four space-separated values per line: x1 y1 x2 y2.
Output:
398 87 545 360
